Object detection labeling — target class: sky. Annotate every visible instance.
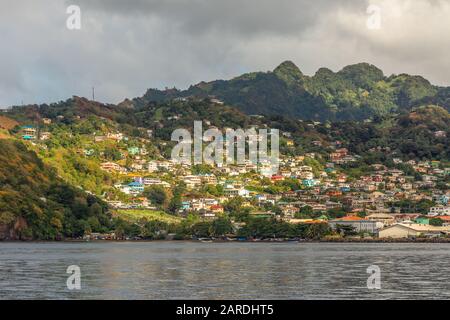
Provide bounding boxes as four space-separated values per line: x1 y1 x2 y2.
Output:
1 0 450 107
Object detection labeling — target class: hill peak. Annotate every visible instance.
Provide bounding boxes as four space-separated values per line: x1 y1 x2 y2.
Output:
274 60 302 74
273 60 304 85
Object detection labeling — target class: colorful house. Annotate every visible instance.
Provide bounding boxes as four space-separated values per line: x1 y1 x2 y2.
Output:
415 217 430 225
21 125 36 140
84 149 95 156
128 147 140 156
128 181 144 193
302 179 316 187
181 201 191 210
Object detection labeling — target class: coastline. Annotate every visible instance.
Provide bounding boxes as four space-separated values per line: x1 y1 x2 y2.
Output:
2 238 450 244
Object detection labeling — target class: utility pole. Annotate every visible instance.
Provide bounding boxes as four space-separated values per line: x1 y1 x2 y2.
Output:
92 87 95 101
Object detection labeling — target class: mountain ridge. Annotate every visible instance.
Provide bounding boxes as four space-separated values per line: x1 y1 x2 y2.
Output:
134 61 445 121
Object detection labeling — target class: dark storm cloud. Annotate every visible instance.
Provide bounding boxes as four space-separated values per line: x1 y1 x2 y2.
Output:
71 0 357 36
1 0 449 107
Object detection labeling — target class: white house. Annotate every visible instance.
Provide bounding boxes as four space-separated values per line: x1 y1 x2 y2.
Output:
428 206 450 217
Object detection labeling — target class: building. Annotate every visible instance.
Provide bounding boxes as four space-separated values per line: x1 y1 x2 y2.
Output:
100 162 126 173
200 174 218 185
127 182 144 194
428 206 450 216
302 179 316 187
107 132 124 141
22 125 36 140
148 161 158 172
128 147 140 156
366 213 396 227
183 175 202 189
434 131 447 138
199 211 217 220
329 216 380 234
143 178 170 188
117 182 145 195
94 135 106 142
39 132 51 140
379 223 450 239
210 205 224 214
415 217 430 225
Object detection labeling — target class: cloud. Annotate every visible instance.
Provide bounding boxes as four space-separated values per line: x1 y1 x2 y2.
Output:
0 0 449 107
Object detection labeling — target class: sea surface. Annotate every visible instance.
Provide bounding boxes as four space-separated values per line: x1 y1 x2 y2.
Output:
0 242 449 300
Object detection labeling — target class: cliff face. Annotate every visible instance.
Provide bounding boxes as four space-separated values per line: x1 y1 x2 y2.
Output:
0 217 30 240
0 224 11 239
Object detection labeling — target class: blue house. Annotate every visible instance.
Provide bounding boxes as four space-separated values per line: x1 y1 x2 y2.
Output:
21 125 36 140
128 181 144 193
302 179 316 187
440 195 449 205
181 201 191 210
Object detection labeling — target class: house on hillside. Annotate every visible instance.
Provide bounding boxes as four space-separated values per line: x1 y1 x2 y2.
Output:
21 125 36 140
101 162 126 173
428 206 450 216
40 132 51 141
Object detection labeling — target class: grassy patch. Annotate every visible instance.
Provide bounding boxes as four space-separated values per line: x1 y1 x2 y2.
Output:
153 108 164 121
115 209 182 224
0 129 11 139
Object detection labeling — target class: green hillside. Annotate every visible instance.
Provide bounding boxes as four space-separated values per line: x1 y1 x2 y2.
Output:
0 139 112 240
137 61 443 121
0 62 448 241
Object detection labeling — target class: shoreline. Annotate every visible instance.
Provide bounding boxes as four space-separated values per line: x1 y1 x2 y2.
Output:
2 238 450 244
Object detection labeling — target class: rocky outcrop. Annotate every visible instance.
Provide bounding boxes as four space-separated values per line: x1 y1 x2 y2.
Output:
0 217 31 240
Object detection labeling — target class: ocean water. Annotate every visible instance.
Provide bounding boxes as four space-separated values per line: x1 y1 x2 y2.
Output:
0 242 449 300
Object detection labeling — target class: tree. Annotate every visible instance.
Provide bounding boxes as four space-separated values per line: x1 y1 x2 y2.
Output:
168 195 182 214
191 221 212 238
88 203 103 217
211 217 233 237
305 223 331 239
300 205 314 215
357 211 367 218
335 224 357 237
192 164 212 175
143 185 168 208
224 197 244 214
143 220 169 239
103 147 122 161
327 207 346 219
168 182 186 214
430 218 443 226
